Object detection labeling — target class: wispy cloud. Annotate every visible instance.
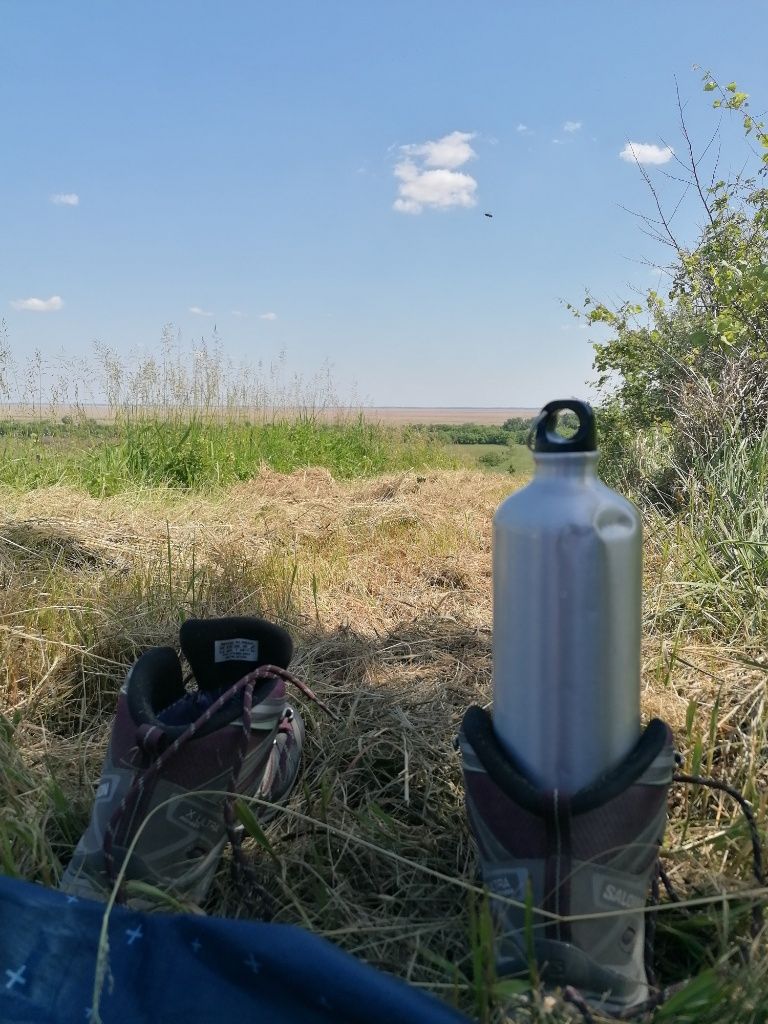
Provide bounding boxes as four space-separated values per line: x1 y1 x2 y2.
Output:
516 123 530 134
189 305 213 317
11 295 63 312
259 312 277 321
393 131 478 214
50 193 79 206
563 121 582 133
231 309 246 318
619 142 674 165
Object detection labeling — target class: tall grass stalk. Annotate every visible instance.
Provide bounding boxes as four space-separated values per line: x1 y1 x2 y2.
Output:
0 327 452 491
0 323 349 423
605 413 768 645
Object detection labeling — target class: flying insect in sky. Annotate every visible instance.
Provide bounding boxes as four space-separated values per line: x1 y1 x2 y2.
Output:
484 212 493 218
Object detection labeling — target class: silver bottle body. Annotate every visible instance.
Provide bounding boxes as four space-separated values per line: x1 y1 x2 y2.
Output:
492 451 642 793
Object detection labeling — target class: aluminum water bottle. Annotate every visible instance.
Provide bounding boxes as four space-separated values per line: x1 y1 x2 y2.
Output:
492 399 642 793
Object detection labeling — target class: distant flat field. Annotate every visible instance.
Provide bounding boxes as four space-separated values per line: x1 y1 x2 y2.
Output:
1 404 538 426
350 407 538 425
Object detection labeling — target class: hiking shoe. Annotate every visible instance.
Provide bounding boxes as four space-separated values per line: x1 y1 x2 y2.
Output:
61 617 306 904
459 707 674 1012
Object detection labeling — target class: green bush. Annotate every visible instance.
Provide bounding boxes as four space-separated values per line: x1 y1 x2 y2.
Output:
582 74 768 642
408 419 534 446
580 74 768 488
478 449 505 467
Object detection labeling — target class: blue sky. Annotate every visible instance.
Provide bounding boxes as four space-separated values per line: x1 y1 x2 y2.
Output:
2 1 767 406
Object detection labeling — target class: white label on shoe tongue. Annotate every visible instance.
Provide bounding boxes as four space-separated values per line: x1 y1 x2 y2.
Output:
214 638 260 663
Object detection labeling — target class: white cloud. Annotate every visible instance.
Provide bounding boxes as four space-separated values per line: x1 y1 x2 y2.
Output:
393 161 478 214
231 309 246 317
393 198 421 214
50 193 79 206
552 139 564 145
259 312 277 320
189 306 213 316
400 130 476 169
619 142 674 165
392 132 479 215
11 295 63 312
393 152 479 212
563 121 582 133
516 123 530 133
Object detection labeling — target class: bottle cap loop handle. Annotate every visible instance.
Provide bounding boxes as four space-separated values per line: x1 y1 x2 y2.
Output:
533 399 597 453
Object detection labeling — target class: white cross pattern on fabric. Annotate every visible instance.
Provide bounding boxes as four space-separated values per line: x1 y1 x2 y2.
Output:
5 965 26 990
245 953 261 974
126 925 144 945
191 939 202 954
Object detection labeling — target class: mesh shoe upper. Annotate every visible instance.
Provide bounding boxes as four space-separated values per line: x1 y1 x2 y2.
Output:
61 617 304 904
459 707 675 1011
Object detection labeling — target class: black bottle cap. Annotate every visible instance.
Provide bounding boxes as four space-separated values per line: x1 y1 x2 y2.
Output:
533 399 597 453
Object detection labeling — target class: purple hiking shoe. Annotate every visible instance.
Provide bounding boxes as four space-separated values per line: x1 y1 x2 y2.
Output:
459 707 675 1012
60 617 315 905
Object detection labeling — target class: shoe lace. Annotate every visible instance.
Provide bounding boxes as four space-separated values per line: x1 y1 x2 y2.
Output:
103 664 334 911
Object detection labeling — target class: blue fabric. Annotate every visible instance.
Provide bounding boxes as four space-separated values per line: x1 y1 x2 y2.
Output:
0 876 469 1024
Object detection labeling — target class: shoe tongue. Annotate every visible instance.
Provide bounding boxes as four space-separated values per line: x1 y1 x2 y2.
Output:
179 617 293 691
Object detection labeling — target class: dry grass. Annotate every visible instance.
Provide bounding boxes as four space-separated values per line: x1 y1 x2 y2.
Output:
1 468 766 1021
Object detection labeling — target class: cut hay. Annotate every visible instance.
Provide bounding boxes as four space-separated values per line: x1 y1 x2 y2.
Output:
1 469 766 1020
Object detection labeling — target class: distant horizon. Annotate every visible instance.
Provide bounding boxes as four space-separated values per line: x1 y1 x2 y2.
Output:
352 405 539 410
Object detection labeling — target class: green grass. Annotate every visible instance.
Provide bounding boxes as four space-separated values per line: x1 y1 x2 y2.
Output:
0 415 453 493
0 415 539 494
85 416 454 494
444 442 533 475
601 414 768 646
